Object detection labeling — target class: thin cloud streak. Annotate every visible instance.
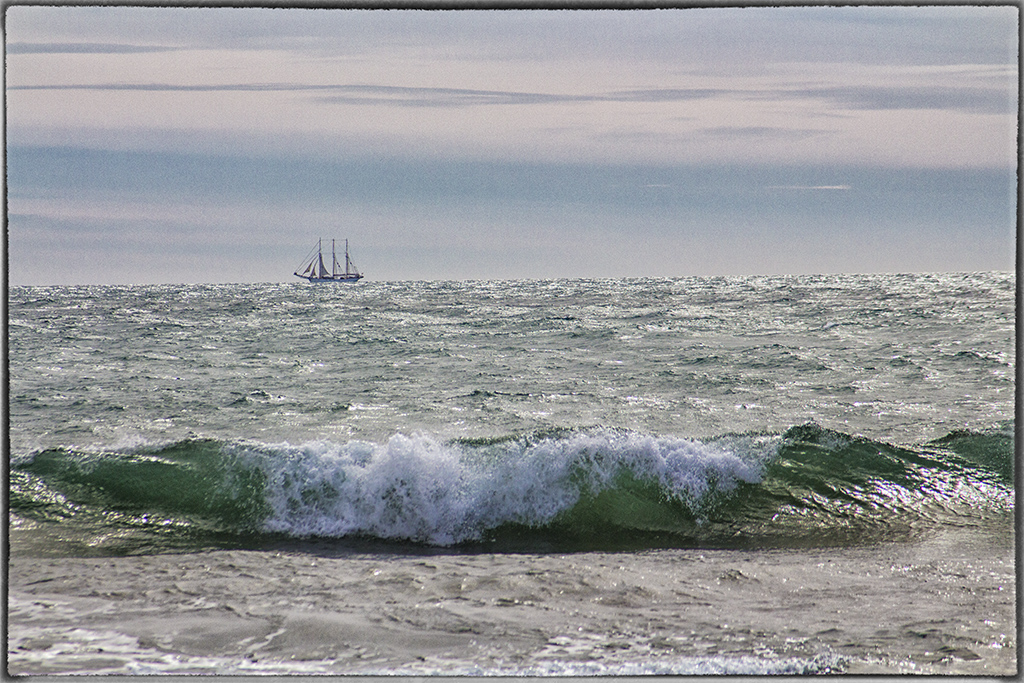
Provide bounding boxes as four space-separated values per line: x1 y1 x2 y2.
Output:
700 127 827 142
9 81 1011 115
787 85 1016 115
6 41 181 54
766 185 852 190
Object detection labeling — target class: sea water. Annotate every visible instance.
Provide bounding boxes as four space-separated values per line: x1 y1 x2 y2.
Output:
7 272 1016 673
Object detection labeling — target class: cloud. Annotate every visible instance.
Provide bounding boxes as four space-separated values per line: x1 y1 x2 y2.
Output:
319 85 736 108
6 81 726 102
9 82 339 92
605 88 725 102
7 81 601 107
788 84 1016 115
700 127 827 142
766 185 852 190
6 6 1016 181
8 144 1013 212
10 79 1011 115
10 6 1015 66
6 42 180 54
317 85 595 108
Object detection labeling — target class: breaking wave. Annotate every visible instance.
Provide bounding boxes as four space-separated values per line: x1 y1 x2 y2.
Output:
10 423 1013 556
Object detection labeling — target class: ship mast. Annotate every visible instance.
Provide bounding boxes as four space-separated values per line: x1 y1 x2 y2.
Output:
317 238 328 278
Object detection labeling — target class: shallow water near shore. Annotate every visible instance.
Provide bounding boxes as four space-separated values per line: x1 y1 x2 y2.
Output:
7 525 1015 675
7 272 1016 674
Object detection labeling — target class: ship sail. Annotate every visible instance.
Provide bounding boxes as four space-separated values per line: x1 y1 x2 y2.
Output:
294 238 363 283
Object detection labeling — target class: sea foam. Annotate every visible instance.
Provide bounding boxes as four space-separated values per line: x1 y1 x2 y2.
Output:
240 429 777 545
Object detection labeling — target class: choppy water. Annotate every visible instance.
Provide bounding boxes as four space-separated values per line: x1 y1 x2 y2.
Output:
8 272 1015 556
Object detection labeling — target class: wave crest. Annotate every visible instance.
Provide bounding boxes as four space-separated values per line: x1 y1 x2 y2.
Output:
236 429 776 545
11 424 1013 554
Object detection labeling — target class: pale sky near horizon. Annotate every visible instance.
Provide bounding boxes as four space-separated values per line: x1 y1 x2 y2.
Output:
5 5 1019 285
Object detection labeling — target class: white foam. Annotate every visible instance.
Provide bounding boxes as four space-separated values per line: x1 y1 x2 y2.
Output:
9 617 845 677
230 430 780 545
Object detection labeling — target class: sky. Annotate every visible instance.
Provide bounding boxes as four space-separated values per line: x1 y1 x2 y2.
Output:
5 5 1019 285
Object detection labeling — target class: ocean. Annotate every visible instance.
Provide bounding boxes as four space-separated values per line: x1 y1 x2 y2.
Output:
7 272 1016 675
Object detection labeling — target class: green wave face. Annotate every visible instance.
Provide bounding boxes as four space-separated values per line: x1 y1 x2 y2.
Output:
9 424 1014 556
11 440 270 555
706 424 1015 547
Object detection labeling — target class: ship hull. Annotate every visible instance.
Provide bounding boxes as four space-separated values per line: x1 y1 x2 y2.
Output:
300 275 363 283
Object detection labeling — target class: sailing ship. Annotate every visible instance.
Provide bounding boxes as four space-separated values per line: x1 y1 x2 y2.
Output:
294 238 363 283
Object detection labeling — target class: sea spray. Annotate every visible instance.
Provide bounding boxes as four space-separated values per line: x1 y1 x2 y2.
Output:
239 429 776 545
